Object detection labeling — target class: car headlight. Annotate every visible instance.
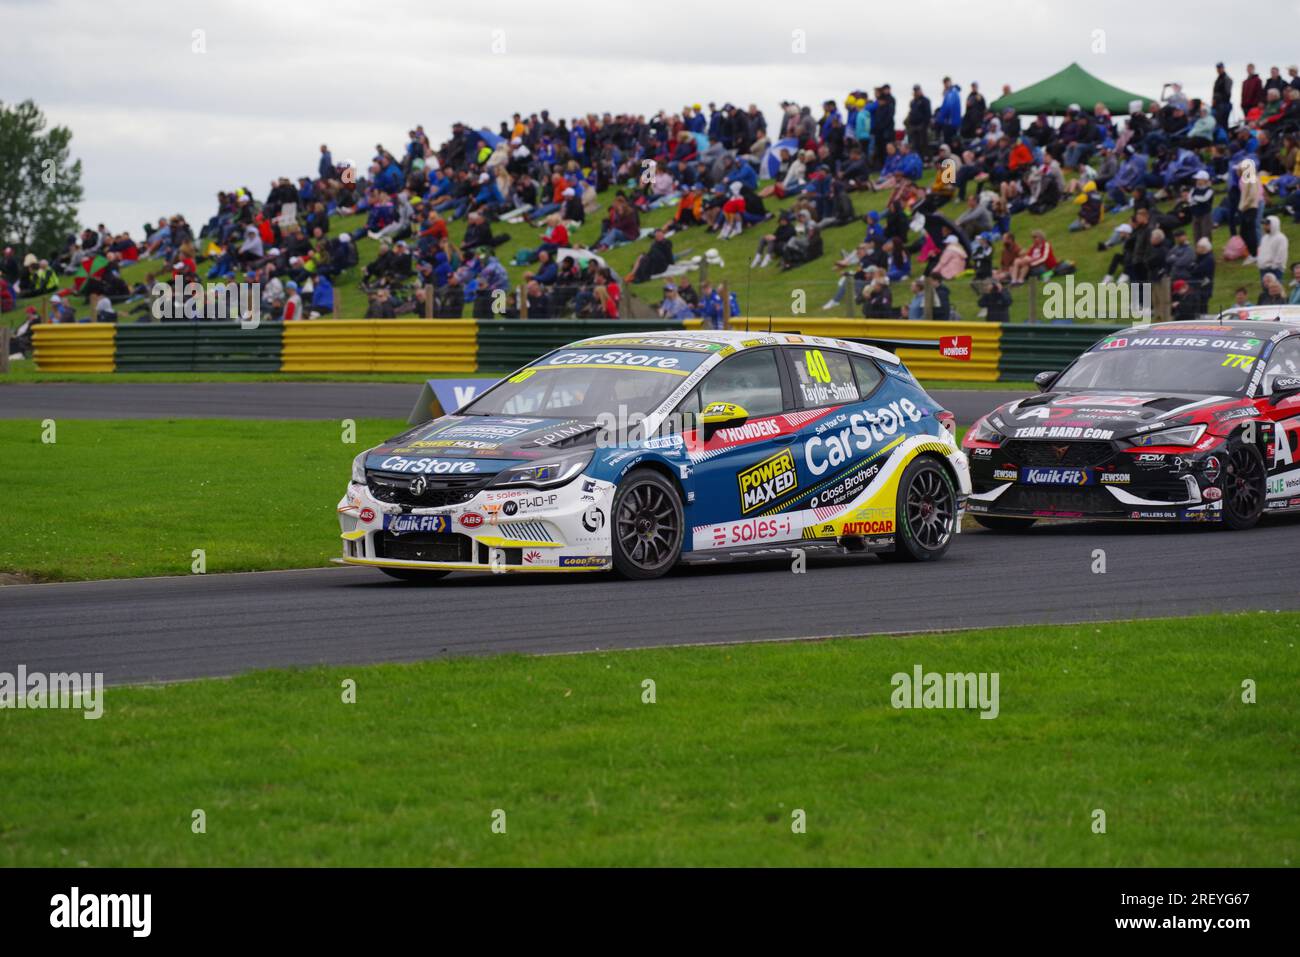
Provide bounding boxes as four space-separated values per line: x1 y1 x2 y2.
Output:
968 416 1005 444
1129 424 1206 448
490 451 593 490
351 450 369 485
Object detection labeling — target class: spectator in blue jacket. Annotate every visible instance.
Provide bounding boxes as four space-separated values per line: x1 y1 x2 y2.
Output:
725 160 758 192
897 141 924 181
1107 147 1149 210
936 78 962 147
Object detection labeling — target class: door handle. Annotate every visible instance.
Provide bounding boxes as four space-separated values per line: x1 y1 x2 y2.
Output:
772 434 797 445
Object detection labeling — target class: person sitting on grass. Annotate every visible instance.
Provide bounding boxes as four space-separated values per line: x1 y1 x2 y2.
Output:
1007 229 1056 285
718 182 748 240
625 229 674 284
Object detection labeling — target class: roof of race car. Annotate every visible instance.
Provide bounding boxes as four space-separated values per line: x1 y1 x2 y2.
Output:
1215 304 1300 324
1113 318 1300 336
568 329 903 365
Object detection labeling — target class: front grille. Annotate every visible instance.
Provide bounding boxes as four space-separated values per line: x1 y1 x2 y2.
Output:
998 486 1124 514
366 469 493 508
1002 440 1115 469
374 531 473 563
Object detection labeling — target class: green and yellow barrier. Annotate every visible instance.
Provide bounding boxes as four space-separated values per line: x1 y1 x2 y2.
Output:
281 319 478 373
27 318 1111 384
32 324 116 373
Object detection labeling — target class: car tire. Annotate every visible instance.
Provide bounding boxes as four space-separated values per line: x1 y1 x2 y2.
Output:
973 515 1037 533
379 567 451 583
880 456 958 562
611 469 685 580
1221 440 1267 531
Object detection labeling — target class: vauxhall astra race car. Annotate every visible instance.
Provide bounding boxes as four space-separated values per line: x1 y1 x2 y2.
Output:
338 330 970 581
963 312 1300 531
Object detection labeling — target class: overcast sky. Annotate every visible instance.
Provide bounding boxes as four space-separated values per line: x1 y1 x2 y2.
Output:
1 0 1294 236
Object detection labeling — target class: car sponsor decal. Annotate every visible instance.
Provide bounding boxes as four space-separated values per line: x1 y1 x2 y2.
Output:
842 519 894 534
578 336 723 352
458 513 485 528
581 506 605 532
687 408 836 463
358 507 375 523
738 448 799 514
384 514 450 534
803 400 924 476
435 423 531 440
693 514 799 551
1012 425 1115 440
531 422 592 446
806 460 883 509
398 439 502 451
367 454 501 475
532 349 701 375
558 556 607 567
1019 467 1095 486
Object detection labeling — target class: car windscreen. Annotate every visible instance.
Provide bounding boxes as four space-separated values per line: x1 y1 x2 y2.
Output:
1055 332 1269 395
463 347 709 418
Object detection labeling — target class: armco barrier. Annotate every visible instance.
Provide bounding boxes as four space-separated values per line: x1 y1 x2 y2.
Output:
28 318 1126 382
997 323 1124 380
115 322 283 372
715 318 1002 382
475 319 687 372
31 325 116 372
281 319 477 373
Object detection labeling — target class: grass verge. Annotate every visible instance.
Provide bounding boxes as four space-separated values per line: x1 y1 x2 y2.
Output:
0 612 1293 866
0 418 404 581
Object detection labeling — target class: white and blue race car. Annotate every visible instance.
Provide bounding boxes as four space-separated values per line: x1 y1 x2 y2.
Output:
338 330 970 580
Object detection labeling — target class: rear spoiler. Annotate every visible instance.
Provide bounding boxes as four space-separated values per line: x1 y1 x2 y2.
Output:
841 337 942 353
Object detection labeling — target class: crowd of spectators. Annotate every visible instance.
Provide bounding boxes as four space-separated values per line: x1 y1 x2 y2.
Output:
6 59 1300 340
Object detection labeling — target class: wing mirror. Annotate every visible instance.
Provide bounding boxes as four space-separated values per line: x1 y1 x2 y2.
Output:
1270 375 1300 403
700 401 749 438
1033 370 1060 392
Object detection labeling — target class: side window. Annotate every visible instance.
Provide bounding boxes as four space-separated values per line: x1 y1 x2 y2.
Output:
1264 338 1300 392
698 349 784 416
668 388 701 434
850 356 885 397
788 347 861 407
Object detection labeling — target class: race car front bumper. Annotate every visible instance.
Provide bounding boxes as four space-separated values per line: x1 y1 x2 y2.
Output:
964 440 1227 522
337 474 617 573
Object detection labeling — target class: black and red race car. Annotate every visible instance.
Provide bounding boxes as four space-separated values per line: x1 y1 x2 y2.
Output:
963 312 1300 531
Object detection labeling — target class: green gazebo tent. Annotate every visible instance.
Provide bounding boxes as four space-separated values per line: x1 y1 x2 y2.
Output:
990 62 1153 116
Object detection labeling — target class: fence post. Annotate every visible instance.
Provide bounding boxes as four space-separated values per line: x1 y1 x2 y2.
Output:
0 325 10 373
923 281 934 321
425 283 434 319
1026 276 1038 324
518 285 528 319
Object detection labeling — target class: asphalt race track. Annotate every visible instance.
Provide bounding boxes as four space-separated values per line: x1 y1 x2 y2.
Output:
0 383 1025 426
3 520 1296 686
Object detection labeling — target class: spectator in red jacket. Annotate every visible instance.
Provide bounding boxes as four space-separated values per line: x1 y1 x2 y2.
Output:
1008 229 1057 284
1242 63 1264 115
